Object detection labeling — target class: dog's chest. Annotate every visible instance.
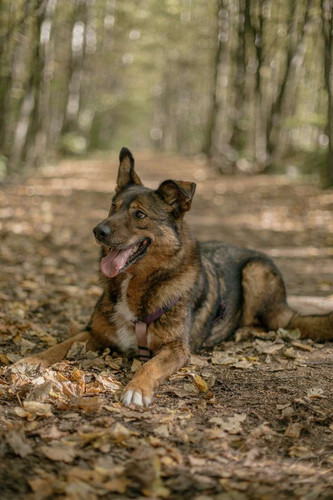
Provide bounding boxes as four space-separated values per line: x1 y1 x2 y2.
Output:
113 276 138 352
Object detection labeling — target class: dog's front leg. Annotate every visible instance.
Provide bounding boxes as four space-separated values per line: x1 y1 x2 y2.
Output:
11 330 99 369
122 340 190 406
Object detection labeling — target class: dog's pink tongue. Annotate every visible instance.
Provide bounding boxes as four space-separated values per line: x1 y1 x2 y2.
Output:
100 247 133 278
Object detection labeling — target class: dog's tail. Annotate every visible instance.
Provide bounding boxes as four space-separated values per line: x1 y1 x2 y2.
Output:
287 311 333 342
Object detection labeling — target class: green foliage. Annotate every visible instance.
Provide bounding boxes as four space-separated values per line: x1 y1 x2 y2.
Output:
0 0 332 183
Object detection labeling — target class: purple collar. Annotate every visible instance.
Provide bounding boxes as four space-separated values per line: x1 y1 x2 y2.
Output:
134 296 180 361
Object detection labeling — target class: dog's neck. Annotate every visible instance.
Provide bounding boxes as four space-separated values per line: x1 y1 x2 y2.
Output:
104 232 200 318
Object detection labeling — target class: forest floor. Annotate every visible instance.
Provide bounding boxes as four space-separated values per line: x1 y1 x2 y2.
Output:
1 152 333 500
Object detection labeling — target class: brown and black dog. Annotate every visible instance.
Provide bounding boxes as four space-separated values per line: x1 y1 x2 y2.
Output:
13 147 333 406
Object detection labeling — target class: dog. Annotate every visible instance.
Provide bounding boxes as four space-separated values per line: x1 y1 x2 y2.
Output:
13 147 333 406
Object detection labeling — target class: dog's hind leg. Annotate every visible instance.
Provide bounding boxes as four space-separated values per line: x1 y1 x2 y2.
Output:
241 260 333 342
287 311 333 342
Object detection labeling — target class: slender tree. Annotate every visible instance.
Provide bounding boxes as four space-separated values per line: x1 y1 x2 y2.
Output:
321 0 333 185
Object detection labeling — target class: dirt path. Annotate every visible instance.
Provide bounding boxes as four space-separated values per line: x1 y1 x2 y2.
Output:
1 152 333 499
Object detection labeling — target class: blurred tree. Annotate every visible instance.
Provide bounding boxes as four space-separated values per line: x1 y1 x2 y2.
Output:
0 0 332 184
321 0 333 185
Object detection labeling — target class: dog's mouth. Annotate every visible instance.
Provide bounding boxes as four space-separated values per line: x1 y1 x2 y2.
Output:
100 239 150 278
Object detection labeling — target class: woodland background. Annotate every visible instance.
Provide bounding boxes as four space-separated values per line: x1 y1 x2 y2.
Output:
0 0 333 183
1 2 333 499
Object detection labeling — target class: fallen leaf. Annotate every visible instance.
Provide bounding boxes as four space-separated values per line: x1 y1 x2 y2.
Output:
211 352 234 365
66 341 87 360
20 338 36 355
285 423 302 439
291 341 313 351
104 478 129 493
277 328 301 340
210 414 247 434
307 387 325 399
289 445 314 458
189 354 209 367
190 373 209 393
262 344 284 355
284 347 297 359
28 476 55 496
110 422 132 443
232 359 253 369
6 430 33 457
40 444 76 463
154 424 169 438
14 401 53 420
131 358 142 372
281 406 295 417
73 396 103 413
24 401 53 416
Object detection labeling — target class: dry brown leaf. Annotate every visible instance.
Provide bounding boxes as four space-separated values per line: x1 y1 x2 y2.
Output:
191 373 209 393
209 413 247 434
291 341 313 351
131 358 142 372
14 401 53 420
6 430 33 457
110 422 132 443
66 341 87 360
307 387 325 399
20 338 36 355
38 424 66 440
289 445 313 458
285 423 302 439
284 347 297 359
211 352 235 365
104 478 129 493
74 396 103 413
189 354 209 367
232 359 253 369
0 353 10 365
28 476 55 496
67 467 105 483
154 424 169 438
262 343 284 355
24 400 53 416
281 406 295 417
40 444 76 462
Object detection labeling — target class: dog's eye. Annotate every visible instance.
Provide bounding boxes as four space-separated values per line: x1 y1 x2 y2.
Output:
135 210 146 219
111 202 117 211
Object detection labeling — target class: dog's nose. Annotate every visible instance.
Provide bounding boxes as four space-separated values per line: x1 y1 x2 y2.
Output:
93 223 111 239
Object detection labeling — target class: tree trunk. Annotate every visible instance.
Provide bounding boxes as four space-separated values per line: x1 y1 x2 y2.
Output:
229 0 246 152
266 0 311 161
202 0 223 158
321 0 333 185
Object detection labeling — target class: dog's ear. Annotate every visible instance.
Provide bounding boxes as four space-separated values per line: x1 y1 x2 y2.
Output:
157 179 196 216
116 147 142 193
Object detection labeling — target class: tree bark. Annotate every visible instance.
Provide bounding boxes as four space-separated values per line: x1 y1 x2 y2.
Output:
321 0 333 185
202 0 223 158
266 0 311 161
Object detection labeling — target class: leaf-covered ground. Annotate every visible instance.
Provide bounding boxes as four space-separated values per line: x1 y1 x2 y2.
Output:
1 152 333 500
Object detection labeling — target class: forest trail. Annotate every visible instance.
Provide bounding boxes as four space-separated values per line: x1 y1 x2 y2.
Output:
1 152 333 499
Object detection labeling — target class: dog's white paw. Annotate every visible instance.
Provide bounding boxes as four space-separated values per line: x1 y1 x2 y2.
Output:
121 388 152 407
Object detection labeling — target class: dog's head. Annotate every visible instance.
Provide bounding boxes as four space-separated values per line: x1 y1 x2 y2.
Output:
93 147 196 278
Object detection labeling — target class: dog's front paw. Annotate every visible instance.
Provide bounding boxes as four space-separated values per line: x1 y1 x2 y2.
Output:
121 381 153 407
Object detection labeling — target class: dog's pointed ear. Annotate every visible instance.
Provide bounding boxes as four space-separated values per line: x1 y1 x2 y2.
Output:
116 147 142 193
156 179 196 216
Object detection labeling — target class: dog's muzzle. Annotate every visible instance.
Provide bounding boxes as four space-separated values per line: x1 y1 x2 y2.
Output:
93 223 111 243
